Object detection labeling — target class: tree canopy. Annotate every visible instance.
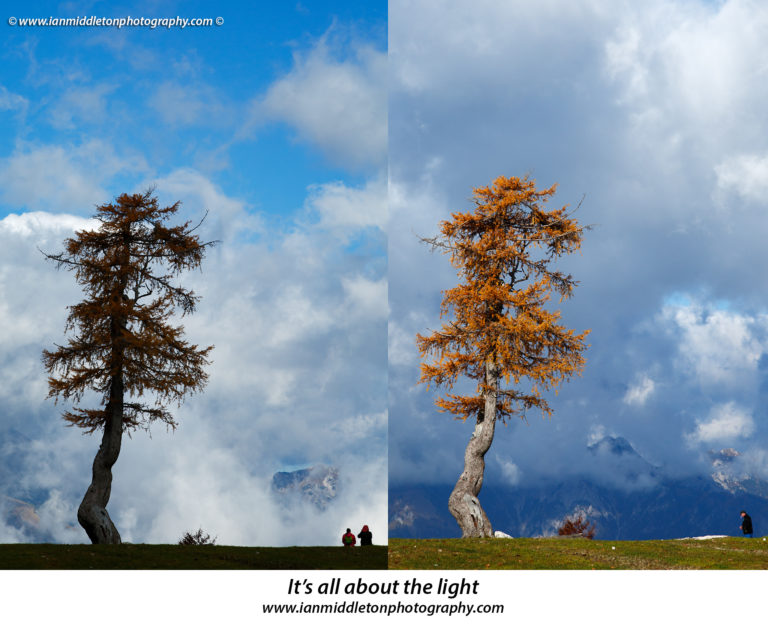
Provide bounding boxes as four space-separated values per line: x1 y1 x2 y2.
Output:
43 190 214 433
418 174 589 423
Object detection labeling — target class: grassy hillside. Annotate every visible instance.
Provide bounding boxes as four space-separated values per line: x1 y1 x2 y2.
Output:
388 537 768 569
0 544 387 569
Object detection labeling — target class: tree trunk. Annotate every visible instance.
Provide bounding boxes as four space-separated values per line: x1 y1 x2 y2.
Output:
77 259 128 545
77 378 123 544
448 359 498 537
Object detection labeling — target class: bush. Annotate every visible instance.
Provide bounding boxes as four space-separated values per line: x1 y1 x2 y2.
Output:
178 528 217 545
558 514 596 539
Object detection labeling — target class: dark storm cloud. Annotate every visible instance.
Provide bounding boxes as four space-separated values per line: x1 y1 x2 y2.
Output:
389 0 768 490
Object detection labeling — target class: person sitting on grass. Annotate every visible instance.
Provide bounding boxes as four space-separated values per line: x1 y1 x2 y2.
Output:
358 525 373 546
342 528 356 547
740 511 753 538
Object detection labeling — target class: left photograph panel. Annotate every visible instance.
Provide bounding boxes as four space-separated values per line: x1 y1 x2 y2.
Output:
0 0 387 568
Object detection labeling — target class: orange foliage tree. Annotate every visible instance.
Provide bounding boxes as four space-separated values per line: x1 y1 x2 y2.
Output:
417 175 590 537
42 190 215 544
558 514 596 539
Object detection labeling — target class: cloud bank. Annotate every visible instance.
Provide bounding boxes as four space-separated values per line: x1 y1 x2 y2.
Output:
0 8 387 546
389 0 768 492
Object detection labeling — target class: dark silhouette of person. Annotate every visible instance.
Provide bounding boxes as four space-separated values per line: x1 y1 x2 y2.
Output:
740 510 753 538
358 525 373 546
342 528 356 547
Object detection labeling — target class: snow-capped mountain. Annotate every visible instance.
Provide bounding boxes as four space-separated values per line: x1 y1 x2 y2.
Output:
271 465 339 510
390 437 768 540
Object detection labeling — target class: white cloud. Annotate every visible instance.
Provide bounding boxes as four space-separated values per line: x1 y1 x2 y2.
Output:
604 1 768 133
330 412 388 449
496 456 522 486
0 514 29 543
587 425 608 447
342 276 388 320
391 0 612 95
0 212 95 412
305 177 387 232
660 299 765 387
388 319 418 367
688 402 755 445
0 164 386 545
737 447 768 478
0 211 94 239
33 490 85 544
604 24 646 100
0 140 148 214
147 167 260 241
15 421 388 546
623 374 655 406
257 38 386 169
715 153 768 204
0 85 28 115
268 284 336 345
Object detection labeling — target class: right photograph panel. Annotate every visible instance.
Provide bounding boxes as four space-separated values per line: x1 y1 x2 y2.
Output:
388 0 768 568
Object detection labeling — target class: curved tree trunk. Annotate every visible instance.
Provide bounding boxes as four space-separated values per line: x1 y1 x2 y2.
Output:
77 252 128 545
78 325 124 545
78 381 123 544
448 360 498 537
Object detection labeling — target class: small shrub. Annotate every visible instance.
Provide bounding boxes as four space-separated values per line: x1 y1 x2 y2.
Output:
558 514 596 539
178 528 217 546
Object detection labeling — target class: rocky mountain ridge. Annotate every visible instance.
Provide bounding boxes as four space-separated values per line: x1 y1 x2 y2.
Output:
271 464 339 510
390 437 768 540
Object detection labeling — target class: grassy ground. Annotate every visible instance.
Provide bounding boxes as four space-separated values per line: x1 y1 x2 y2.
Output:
388 536 768 569
0 544 387 569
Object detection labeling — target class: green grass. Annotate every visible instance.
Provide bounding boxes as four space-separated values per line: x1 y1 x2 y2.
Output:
0 544 387 570
12 538 768 570
388 537 768 569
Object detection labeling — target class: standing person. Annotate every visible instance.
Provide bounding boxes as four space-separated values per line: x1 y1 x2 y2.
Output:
740 511 753 538
342 528 356 547
358 525 373 546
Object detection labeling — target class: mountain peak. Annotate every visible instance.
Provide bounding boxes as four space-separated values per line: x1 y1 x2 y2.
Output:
588 435 638 458
708 448 741 468
271 464 339 510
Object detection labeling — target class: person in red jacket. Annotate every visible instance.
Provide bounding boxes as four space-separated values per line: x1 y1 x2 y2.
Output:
342 528 356 546
358 525 373 546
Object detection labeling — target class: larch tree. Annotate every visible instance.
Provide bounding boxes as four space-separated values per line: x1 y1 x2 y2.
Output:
417 175 590 538
42 190 215 544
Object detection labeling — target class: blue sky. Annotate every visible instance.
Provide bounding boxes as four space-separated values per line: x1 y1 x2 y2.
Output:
389 0 768 504
1 0 385 224
0 0 386 545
